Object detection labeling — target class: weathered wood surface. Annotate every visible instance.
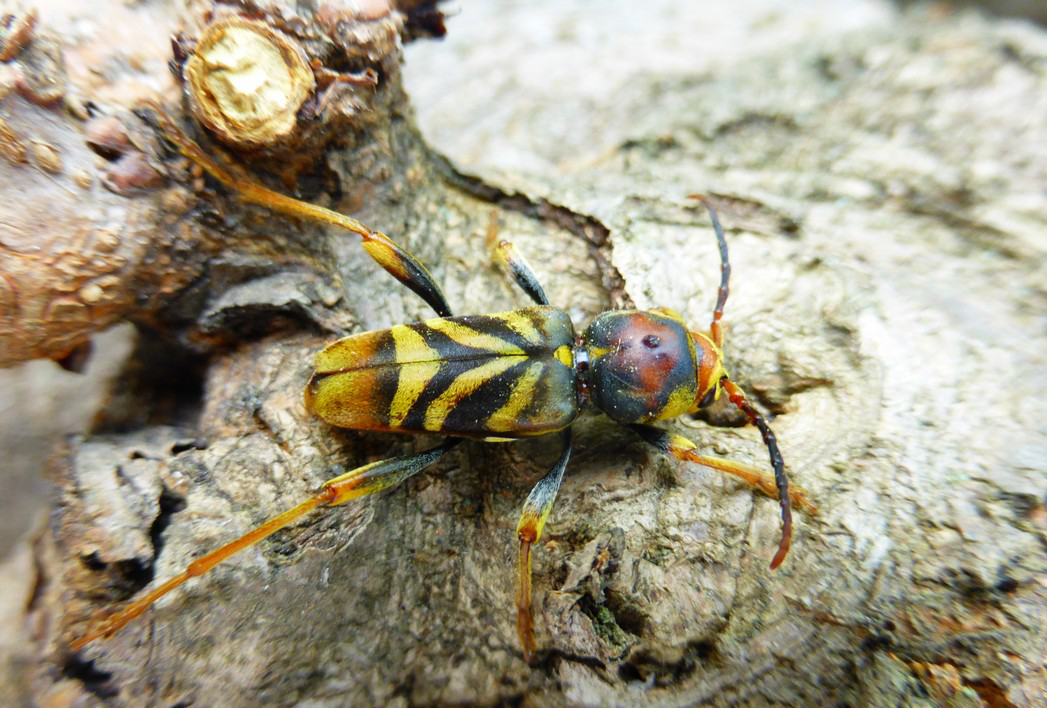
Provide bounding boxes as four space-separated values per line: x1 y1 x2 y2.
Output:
1 1 1044 705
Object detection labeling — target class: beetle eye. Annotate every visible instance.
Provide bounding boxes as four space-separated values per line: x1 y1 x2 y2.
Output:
697 386 718 408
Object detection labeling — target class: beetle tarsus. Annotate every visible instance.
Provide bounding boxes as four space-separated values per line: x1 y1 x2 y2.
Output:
517 537 536 662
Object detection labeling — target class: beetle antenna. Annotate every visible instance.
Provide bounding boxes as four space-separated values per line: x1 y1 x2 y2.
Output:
688 196 790 567
720 377 792 569
688 195 730 348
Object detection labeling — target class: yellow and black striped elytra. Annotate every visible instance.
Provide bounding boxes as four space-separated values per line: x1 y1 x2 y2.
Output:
305 307 577 437
74 107 814 664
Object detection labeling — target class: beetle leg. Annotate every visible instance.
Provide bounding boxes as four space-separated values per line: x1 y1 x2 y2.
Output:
630 424 814 563
516 429 572 662
495 240 549 306
72 439 461 650
139 102 452 317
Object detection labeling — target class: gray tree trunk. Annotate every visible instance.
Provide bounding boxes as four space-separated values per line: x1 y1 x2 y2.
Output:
2 1 1044 705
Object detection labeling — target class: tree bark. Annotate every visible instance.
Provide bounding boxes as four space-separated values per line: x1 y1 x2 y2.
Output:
4 1 1045 706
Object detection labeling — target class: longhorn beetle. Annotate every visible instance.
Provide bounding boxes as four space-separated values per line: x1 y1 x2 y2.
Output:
73 104 814 660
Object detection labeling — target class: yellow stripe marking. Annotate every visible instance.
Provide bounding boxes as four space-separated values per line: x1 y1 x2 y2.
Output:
425 318 525 355
424 357 519 431
553 345 573 367
500 311 543 345
485 361 544 432
313 331 382 373
388 325 442 427
652 381 698 422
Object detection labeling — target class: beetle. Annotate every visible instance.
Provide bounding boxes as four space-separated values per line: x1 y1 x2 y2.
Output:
73 105 813 660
